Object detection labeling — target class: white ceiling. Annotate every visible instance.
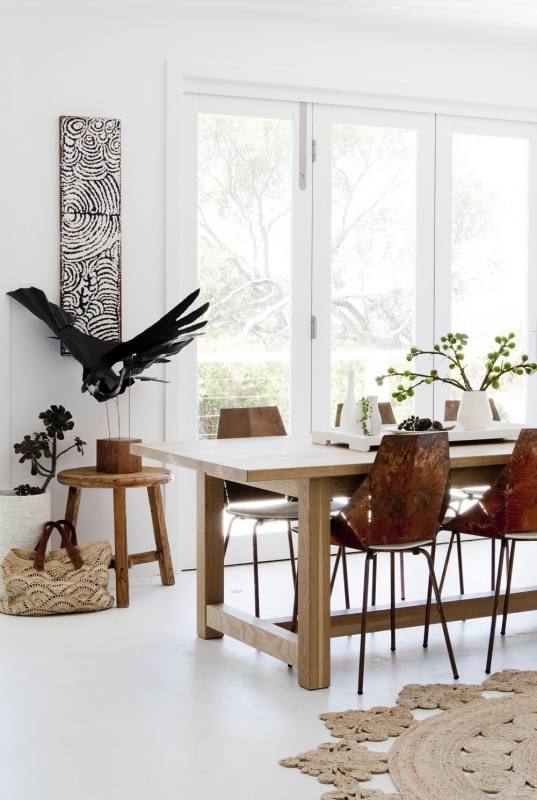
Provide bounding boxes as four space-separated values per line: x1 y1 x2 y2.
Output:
5 0 537 41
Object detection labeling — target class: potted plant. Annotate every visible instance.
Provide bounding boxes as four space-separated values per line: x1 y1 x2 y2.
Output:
376 332 537 430
0 405 86 596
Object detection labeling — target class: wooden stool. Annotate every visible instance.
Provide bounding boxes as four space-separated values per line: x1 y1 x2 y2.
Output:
57 466 174 608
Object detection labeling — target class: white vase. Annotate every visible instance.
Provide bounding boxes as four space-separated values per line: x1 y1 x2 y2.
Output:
0 491 51 600
366 395 382 436
340 370 359 433
457 391 493 430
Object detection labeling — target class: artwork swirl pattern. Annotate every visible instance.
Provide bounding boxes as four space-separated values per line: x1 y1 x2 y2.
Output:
60 116 121 351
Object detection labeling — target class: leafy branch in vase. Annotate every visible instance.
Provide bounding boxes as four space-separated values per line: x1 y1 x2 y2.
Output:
359 397 372 435
13 405 86 495
376 332 537 403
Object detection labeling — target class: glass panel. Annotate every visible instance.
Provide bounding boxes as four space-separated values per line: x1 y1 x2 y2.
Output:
451 133 528 421
330 123 417 422
197 113 292 437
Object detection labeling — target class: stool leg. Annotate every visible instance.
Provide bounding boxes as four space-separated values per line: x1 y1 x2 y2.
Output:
64 486 81 527
147 485 175 586
113 487 129 608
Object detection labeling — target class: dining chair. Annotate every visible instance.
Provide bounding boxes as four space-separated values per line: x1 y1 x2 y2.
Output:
330 432 458 693
442 428 537 674
334 400 406 603
441 397 502 596
218 406 344 618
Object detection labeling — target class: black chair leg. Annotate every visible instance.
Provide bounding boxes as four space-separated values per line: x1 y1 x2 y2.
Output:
390 552 396 652
371 553 377 607
423 538 437 648
491 538 496 592
439 532 455 595
330 547 342 595
417 547 459 680
291 579 298 634
342 547 350 610
455 532 465 595
486 538 508 674
287 521 297 588
501 540 516 637
223 515 236 557
252 521 261 618
358 551 374 695
399 552 406 601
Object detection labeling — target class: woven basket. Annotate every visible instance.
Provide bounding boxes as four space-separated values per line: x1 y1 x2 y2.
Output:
0 491 51 600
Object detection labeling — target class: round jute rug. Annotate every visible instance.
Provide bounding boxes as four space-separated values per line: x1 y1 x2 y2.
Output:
279 670 537 800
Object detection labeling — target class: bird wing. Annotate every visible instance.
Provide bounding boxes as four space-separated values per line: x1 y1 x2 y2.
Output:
101 288 209 370
8 287 75 334
7 286 118 369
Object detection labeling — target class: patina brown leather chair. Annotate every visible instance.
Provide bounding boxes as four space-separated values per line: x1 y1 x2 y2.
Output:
334 400 407 604
443 428 537 674
218 406 344 617
330 431 458 694
442 397 502 596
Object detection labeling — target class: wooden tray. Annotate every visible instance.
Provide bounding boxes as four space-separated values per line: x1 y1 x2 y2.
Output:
311 422 523 452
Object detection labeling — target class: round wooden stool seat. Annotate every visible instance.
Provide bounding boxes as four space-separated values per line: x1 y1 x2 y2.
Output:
57 466 172 489
57 466 175 609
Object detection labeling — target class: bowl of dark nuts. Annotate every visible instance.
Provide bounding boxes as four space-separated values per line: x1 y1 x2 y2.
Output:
393 416 455 433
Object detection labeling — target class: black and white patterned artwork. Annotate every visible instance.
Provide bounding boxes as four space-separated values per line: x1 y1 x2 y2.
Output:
59 116 121 354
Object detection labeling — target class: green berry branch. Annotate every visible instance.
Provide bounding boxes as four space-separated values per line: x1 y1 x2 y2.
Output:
376 332 537 403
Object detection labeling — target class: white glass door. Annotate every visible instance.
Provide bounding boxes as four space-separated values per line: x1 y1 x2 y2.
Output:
178 94 311 568
434 116 536 422
311 106 435 429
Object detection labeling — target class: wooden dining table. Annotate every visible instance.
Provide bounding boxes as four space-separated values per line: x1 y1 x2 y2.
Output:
131 436 532 691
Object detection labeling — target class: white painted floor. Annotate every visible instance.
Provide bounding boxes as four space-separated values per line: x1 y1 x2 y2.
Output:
2 536 537 800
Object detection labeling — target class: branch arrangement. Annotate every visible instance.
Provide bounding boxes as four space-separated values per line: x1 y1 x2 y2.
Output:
376 332 537 403
13 405 86 495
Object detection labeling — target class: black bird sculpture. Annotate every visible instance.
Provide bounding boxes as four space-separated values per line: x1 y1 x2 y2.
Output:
8 287 209 402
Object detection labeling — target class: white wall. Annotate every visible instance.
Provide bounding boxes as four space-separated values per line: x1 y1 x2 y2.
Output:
3 5 537 567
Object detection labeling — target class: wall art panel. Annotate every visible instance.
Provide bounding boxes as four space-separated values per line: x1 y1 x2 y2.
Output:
59 116 121 353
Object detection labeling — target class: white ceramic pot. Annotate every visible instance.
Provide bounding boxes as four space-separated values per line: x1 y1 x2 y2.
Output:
0 491 51 599
457 391 493 430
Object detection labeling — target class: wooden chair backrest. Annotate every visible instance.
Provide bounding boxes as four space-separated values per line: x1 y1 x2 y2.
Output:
335 401 397 427
448 428 537 538
333 432 450 549
217 406 286 504
444 398 500 422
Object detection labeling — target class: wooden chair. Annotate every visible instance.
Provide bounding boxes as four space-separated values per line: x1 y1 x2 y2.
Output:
334 400 406 603
218 406 344 617
442 397 502 596
330 432 458 694
443 429 537 673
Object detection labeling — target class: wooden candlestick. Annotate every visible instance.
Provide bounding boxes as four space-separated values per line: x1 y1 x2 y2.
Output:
96 438 142 474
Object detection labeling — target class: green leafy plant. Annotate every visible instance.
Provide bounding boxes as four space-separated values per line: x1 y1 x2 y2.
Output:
359 396 372 435
376 332 537 403
13 405 86 495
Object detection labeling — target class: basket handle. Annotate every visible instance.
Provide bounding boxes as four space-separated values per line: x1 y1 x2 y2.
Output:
33 521 83 572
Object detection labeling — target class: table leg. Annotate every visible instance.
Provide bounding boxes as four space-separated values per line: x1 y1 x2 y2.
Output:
197 472 224 639
147 485 175 586
113 487 129 608
297 477 331 690
64 486 81 527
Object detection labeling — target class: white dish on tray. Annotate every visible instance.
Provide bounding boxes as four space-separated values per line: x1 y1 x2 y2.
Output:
311 421 523 452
